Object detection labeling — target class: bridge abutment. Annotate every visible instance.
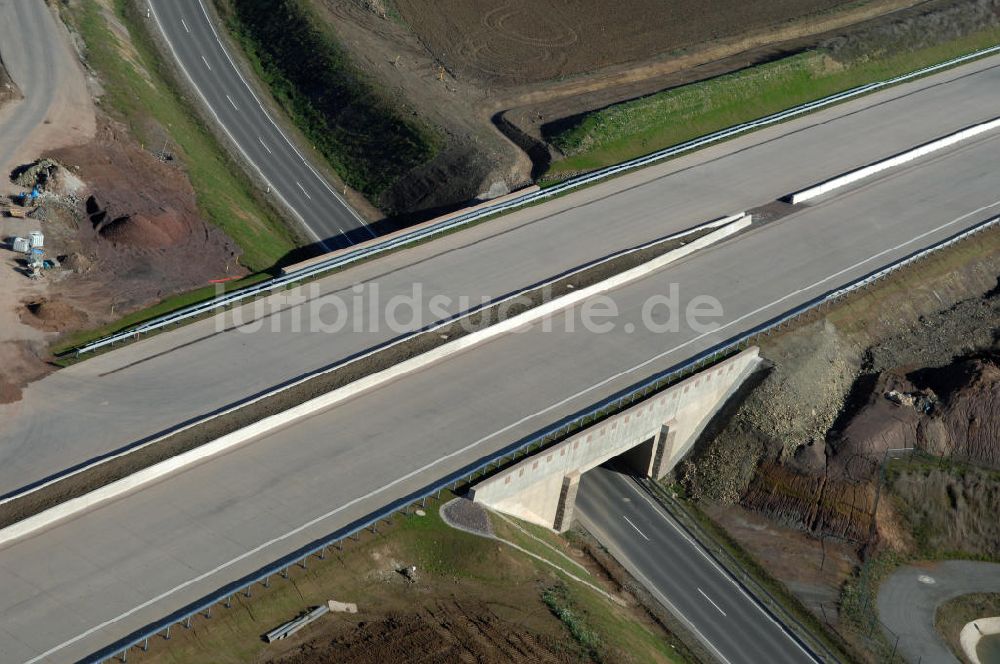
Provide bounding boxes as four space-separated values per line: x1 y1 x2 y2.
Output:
470 347 760 531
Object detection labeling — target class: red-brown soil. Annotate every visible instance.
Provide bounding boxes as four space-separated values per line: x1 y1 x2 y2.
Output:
273 600 578 664
18 297 89 333
45 119 244 314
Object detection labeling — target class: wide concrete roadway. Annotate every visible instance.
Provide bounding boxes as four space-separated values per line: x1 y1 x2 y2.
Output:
3 89 1000 661
577 466 812 664
3 54 1000 500
147 0 374 247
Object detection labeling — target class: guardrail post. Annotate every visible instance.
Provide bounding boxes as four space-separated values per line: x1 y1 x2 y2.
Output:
119 648 127 663
183 616 191 629
244 585 252 598
141 638 149 652
318 546 326 560
225 595 233 609
421 496 427 508
205 606 212 619
299 557 307 570
163 625 171 641
281 567 289 579
263 575 270 588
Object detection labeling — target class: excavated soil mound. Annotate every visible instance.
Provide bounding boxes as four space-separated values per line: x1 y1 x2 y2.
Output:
97 210 189 248
18 298 88 333
832 356 1000 470
47 121 244 317
740 354 1000 541
272 600 577 664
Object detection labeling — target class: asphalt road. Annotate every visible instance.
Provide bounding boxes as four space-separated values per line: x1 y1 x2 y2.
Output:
0 0 93 184
3 54 1000 499
147 0 374 247
877 561 1000 663
2 119 999 661
576 466 812 664
0 1 52 174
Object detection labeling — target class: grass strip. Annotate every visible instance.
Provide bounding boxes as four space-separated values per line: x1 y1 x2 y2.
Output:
547 28 1000 177
213 0 439 202
66 0 298 271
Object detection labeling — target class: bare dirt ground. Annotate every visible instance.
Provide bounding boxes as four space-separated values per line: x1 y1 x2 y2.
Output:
0 54 18 107
272 599 579 664
0 3 243 401
0 1 97 401
311 0 934 201
134 504 685 664
679 228 1000 660
394 0 897 85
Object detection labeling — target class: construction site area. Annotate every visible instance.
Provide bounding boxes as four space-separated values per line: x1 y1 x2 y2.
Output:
0 3 998 662
289 0 1000 211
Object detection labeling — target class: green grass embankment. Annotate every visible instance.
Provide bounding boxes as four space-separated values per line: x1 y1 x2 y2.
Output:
547 28 1000 178
213 0 439 203
70 0 297 270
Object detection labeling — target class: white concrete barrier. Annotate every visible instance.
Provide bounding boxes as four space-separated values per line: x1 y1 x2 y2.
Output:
0 215 750 547
789 117 1000 204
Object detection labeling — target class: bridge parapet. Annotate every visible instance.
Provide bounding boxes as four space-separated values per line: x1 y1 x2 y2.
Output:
470 347 761 530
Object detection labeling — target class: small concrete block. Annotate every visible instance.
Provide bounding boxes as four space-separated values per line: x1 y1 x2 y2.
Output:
327 600 358 613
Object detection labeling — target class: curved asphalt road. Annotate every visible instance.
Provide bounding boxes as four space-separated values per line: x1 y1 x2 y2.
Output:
147 0 375 248
0 1 51 171
878 561 1000 663
578 466 814 663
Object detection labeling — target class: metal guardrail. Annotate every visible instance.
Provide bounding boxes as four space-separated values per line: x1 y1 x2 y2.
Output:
86 212 1000 663
70 42 1000 357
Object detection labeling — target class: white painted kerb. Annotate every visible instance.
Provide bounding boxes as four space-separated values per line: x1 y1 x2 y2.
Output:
790 117 1000 204
961 616 1000 664
0 215 751 547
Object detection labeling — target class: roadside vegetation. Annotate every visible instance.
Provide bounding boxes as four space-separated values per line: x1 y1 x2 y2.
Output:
66 0 297 271
213 0 440 206
130 500 684 664
546 25 1000 177
935 593 1000 659
49 274 270 358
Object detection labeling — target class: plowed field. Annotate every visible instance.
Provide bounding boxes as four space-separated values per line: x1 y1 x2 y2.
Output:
395 0 867 84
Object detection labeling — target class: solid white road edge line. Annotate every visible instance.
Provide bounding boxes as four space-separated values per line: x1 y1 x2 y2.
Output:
579 513 735 664
190 0 375 237
789 116 1000 204
1 218 751 548
146 2 333 249
21 199 1000 662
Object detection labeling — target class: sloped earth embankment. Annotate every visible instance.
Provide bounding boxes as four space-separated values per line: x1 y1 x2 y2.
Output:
677 228 1000 658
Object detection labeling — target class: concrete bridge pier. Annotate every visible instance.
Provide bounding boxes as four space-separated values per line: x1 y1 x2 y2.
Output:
470 348 761 531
